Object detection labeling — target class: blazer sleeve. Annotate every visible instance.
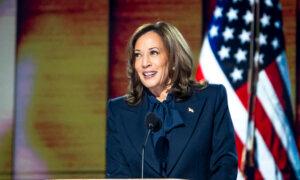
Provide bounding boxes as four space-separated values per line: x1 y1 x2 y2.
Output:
209 85 238 180
105 100 132 178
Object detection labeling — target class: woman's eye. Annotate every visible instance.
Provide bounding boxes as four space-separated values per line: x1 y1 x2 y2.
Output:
134 53 141 59
150 50 159 56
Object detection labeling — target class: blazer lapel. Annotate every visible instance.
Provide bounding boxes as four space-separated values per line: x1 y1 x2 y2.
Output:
121 97 161 175
166 95 207 175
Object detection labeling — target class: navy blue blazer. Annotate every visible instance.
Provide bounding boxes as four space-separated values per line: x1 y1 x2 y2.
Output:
106 84 237 179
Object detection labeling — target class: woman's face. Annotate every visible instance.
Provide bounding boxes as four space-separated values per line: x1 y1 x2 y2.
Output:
134 31 170 95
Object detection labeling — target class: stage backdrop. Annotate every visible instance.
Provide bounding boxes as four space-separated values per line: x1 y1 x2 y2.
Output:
15 0 108 179
0 0 298 179
0 0 16 179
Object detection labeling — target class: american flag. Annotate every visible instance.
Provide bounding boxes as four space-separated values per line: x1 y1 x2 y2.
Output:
196 0 300 179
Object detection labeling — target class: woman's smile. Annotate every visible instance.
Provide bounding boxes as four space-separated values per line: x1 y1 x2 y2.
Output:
143 70 157 79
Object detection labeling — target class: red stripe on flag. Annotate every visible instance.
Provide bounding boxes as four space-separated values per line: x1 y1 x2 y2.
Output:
264 61 288 111
235 83 248 109
254 169 264 180
254 99 294 179
196 65 205 82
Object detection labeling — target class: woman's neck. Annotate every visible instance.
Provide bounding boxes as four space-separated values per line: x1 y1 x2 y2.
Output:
149 85 172 102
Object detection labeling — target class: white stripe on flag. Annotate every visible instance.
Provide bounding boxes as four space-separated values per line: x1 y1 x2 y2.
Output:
199 37 282 179
237 170 244 180
257 71 300 177
199 37 247 141
255 129 283 180
275 52 292 98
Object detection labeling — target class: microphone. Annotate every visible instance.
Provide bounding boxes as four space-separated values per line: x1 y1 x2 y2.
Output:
155 136 169 177
145 112 162 132
141 112 162 179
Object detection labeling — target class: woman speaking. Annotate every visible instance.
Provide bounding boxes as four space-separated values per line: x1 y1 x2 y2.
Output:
106 21 237 180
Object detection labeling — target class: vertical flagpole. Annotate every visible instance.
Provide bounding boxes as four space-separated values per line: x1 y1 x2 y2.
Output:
242 0 261 179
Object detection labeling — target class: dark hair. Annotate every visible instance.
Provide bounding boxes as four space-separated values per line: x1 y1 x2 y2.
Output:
126 21 203 105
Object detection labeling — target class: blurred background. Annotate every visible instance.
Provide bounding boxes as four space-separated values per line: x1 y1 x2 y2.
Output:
0 0 299 179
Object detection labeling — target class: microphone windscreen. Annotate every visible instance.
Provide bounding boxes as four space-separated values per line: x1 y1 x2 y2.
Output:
145 112 162 132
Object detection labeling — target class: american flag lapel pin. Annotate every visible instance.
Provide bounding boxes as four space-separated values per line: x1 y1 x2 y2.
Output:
188 107 194 113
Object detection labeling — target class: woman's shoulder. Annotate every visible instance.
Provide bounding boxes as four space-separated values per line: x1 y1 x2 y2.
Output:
107 95 128 108
193 82 227 97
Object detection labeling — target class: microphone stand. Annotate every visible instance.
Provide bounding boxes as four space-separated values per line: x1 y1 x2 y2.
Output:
141 112 162 179
141 129 151 179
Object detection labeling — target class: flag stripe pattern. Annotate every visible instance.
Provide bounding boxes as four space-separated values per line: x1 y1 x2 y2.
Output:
196 0 300 179
198 38 281 179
